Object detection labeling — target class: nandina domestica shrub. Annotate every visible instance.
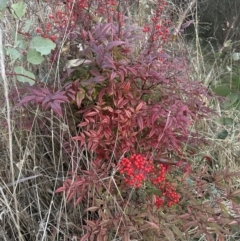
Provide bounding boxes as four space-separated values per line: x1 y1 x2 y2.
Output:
8 0 240 240
69 20 211 159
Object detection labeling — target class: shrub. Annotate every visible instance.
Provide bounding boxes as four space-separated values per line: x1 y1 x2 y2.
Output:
3 0 240 240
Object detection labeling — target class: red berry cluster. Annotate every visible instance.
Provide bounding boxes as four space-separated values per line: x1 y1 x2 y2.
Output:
35 4 77 42
35 0 120 43
164 183 180 207
150 164 166 185
155 197 164 208
157 182 180 207
118 154 154 188
118 154 180 208
142 0 170 43
94 0 117 15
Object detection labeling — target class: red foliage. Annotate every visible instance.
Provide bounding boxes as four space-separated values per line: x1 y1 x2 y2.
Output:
11 0 240 240
17 86 69 117
67 21 212 161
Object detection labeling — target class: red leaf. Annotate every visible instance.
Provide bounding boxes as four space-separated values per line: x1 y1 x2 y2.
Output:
66 191 75 202
117 97 124 107
19 95 36 105
106 41 125 51
94 75 107 83
88 117 95 123
55 186 66 193
40 88 51 95
84 131 91 137
84 220 96 227
51 93 69 102
87 141 92 150
181 20 194 29
149 128 156 138
97 234 104 241
145 221 160 230
50 102 63 117
31 89 47 96
73 180 85 187
136 102 144 112
85 206 99 212
88 31 94 41
95 23 112 38
89 130 97 137
165 115 172 129
80 233 89 241
118 99 129 108
85 111 98 117
76 89 85 108
124 109 131 118
151 113 159 124
110 72 117 81
35 96 44 104
78 122 89 127
137 115 144 130
101 23 113 36
126 66 137 76
75 196 84 206
102 53 115 70
42 95 51 106
119 114 125 121
122 81 130 92
103 106 114 112
184 220 198 228
178 214 191 219
72 135 85 141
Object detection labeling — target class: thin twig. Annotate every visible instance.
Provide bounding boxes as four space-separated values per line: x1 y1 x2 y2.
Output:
0 28 24 241
173 0 197 36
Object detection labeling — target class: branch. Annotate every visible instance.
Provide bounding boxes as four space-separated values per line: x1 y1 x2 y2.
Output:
154 158 179 165
173 0 197 36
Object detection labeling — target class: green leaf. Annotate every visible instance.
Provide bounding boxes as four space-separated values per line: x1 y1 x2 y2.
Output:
23 19 33 33
217 129 228 140
11 1 27 19
224 39 232 48
219 203 230 217
76 88 85 108
186 177 195 187
30 36 56 55
220 117 234 126
27 49 44 65
6 47 21 64
224 93 239 108
12 32 27 49
17 39 27 49
163 228 175 241
12 32 23 47
0 0 8 10
213 85 231 97
14 66 35 85
230 195 240 204
231 225 240 232
232 52 240 61
171 225 185 241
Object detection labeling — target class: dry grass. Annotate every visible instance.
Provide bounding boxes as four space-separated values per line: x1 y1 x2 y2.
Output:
0 0 240 240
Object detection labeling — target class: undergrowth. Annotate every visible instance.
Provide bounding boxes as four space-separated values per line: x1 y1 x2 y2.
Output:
0 0 240 240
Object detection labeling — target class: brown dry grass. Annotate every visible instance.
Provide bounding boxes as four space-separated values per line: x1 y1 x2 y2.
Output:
0 0 240 240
